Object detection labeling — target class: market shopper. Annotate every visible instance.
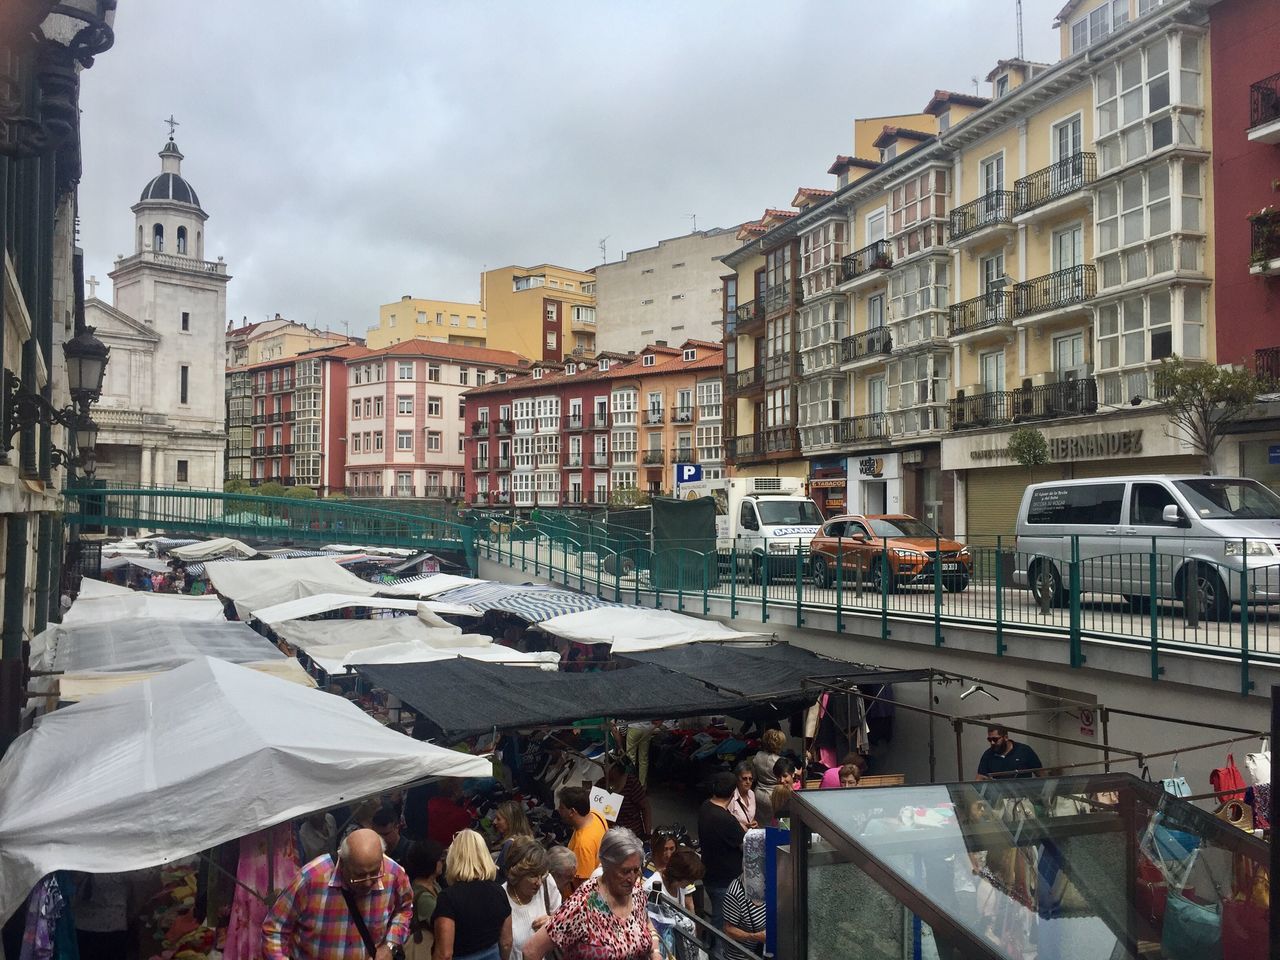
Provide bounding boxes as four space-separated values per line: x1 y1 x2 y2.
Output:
720 871 767 957
646 828 678 878
262 828 413 960
521 827 661 960
404 840 444 960
427 779 474 846
772 758 799 791
493 801 534 876
559 786 608 888
298 811 338 862
374 805 419 864
601 758 652 838
643 847 704 958
751 729 786 791
819 751 867 789
697 772 744 939
546 846 579 900
624 719 663 785
502 836 560 960
729 762 757 829
431 829 512 960
976 725 1043 780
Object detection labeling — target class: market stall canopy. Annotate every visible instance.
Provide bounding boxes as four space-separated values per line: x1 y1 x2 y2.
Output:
0 657 490 922
205 557 382 618
169 537 258 561
375 573 487 598
99 555 171 574
76 577 133 599
353 659 747 740
621 643 869 698
430 582 623 621
251 593 480 627
62 590 226 625
342 643 559 670
538 607 767 652
277 615 490 657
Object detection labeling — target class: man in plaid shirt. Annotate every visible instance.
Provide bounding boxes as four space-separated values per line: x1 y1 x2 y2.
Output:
263 828 413 960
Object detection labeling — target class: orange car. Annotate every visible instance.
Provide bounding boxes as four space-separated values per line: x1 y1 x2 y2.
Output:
808 514 972 592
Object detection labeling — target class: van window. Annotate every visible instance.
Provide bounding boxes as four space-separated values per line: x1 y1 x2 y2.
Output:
1026 484 1125 525
1174 478 1280 520
740 502 759 531
1130 483 1179 525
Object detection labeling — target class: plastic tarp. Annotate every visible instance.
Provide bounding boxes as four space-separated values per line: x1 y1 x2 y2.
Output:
536 607 768 653
62 591 226 625
622 643 866 698
651 496 719 589
170 537 258 561
250 593 480 626
377 573 487 598
0 657 490 921
342 644 559 670
353 659 748 740
76 577 132 598
205 557 381 618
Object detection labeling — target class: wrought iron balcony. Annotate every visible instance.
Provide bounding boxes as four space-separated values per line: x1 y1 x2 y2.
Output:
1014 153 1096 213
284 410 296 422
496 419 513 435
470 420 491 435
591 413 609 429
837 413 890 444
644 409 664 425
344 485 385 497
761 425 800 454
590 452 609 467
267 444 284 455
642 450 666 465
494 456 512 470
1256 346 1280 382
671 448 696 463
949 290 1013 337
282 444 294 455
1249 71 1280 132
563 415 585 430
726 434 759 461
564 454 583 468
735 364 764 393
948 378 1099 430
268 411 284 423
388 486 418 498
472 456 489 470
735 299 764 333
250 445 266 456
1013 265 1096 319
1251 212 1280 271
840 327 893 364
949 191 1016 241
669 406 694 423
251 413 267 425
839 240 893 284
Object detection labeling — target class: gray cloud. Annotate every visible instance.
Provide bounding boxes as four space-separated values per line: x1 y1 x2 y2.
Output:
76 0 1066 335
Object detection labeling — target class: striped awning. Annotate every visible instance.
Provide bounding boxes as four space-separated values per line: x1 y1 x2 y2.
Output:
486 591 622 623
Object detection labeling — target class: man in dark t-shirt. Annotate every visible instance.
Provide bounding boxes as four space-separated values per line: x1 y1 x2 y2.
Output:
698 771 744 940
977 724 1043 780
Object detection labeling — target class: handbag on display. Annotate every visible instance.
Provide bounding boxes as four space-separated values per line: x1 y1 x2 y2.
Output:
1243 745 1271 786
1214 799 1254 832
1210 754 1247 802
1162 759 1191 798
1161 890 1222 960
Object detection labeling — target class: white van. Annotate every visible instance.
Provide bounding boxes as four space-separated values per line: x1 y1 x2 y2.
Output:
725 477 823 581
1014 475 1280 619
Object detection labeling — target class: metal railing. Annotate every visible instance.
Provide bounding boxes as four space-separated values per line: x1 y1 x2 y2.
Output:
471 457 489 470
644 409 664 425
496 420 514 435
840 326 893 363
949 191 1016 241
735 299 764 331
1013 265 1096 318
669 406 694 423
1256 346 1280 381
590 452 609 467
950 290 1012 336
734 364 764 393
837 412 890 443
470 420 490 436
1014 153 1097 213
477 525 1280 693
949 377 1099 429
494 456 512 470
563 415 585 430
642 450 666 465
1250 71 1280 129
670 448 696 463
591 413 610 429
1251 214 1280 266
840 239 893 284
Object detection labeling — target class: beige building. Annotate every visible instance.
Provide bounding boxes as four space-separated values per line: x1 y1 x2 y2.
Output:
481 264 597 362
591 228 744 354
365 295 487 350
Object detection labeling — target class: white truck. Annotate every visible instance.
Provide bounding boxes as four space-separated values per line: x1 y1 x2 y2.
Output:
678 476 823 581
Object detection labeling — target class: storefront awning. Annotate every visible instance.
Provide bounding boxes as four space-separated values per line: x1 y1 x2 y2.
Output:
537 607 767 652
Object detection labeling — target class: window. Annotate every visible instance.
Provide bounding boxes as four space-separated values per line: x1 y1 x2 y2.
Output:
599 358 610 372
176 459 188 482
979 349 1005 392
683 348 697 361
428 363 440 382
427 396 442 417
1095 36 1195 175
476 370 486 386
459 367 469 386
995 75 1009 98
389 314 396 327
1071 0 1127 53
937 111 951 132
1026 484 1125 525
980 153 1004 194
417 310 426 324
696 379 722 419
1096 159 1200 288
868 292 886 329
642 354 656 367
398 361 413 380
396 430 413 451
180 311 190 332
866 209 887 245
152 223 164 252
397 396 413 415
545 331 558 352
374 396 383 417
533 368 544 380
364 397 372 418
374 431 383 451
179 365 189 404
572 306 595 325
427 431 442 451
352 433 361 453
1053 332 1086 376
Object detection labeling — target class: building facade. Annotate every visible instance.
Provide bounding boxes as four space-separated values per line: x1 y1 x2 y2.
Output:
87 136 229 490
343 340 521 499
365 295 487 350
463 340 724 509
481 264 597 362
591 228 743 354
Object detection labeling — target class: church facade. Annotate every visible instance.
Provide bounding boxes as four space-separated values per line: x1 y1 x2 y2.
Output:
87 136 230 489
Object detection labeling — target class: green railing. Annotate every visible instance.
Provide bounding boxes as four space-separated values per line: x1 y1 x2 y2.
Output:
477 524 1280 694
64 486 477 572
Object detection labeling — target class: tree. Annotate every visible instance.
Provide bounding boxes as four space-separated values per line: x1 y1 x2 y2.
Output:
223 477 249 494
283 486 317 500
325 492 349 501
1152 357 1271 474
256 481 287 500
609 486 651 509
1007 427 1049 469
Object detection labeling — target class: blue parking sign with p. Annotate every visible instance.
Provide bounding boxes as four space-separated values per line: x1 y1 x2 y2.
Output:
675 463 702 484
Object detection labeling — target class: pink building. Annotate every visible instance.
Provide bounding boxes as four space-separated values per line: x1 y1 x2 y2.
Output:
343 340 522 499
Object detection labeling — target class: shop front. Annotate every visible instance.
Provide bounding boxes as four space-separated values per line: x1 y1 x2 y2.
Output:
943 412 1203 544
843 451 901 518
807 456 848 518
842 445 955 532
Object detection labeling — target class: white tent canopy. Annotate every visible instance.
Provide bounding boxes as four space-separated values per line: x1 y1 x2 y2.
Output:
536 607 769 653
63 590 226 625
275 605 491 653
76 577 133 599
377 573 486 598
0 657 490 921
206 557 382 618
170 537 258 561
250 593 479 626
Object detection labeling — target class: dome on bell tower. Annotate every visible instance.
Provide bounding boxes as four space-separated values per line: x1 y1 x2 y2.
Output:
138 138 204 213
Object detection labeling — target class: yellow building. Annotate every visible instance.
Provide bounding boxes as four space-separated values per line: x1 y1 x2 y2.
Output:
365 296 487 350
481 264 598 363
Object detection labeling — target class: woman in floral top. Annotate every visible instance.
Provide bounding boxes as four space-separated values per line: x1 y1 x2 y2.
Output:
522 827 661 960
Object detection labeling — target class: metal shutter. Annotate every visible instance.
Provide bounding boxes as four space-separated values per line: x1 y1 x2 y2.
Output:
966 465 1063 548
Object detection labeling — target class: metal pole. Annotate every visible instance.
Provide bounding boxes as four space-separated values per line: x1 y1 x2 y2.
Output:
1272 684 1279 960
1101 705 1112 774
953 718 965 780
928 673 937 784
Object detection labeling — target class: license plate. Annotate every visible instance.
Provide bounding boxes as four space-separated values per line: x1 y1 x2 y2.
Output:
942 563 959 571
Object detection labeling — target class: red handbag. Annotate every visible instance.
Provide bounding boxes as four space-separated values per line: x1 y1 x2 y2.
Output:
1136 855 1168 927
1211 754 1247 802
1222 898 1268 958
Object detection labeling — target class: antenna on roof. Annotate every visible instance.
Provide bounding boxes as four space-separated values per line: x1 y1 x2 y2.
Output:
599 236 609 264
1016 0 1025 60
687 213 698 233
971 75 980 95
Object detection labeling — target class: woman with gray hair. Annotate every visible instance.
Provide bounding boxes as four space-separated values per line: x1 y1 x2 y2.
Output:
545 846 578 900
521 828 660 960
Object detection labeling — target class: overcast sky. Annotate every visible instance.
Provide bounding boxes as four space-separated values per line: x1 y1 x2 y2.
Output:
77 1 1065 336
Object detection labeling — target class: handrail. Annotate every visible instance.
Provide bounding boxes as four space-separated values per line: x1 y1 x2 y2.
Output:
840 239 893 283
1249 71 1280 129
840 326 893 363
949 290 1012 336
1014 153 1097 213
950 190 1016 241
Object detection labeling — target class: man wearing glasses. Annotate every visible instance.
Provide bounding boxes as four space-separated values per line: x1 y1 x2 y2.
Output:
263 827 413 959
976 724 1043 781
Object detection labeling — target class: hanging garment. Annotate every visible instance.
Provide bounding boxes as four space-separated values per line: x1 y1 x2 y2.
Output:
20 873 76 960
222 824 300 960
1210 754 1247 803
1244 747 1271 786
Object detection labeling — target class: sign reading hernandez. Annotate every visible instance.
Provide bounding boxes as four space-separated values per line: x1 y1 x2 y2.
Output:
969 429 1144 463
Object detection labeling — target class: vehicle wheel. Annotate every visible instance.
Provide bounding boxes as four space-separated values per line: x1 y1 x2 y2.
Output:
1029 560 1065 608
812 556 832 589
1181 563 1232 621
871 559 897 594
1123 594 1151 613
750 555 763 586
944 575 969 593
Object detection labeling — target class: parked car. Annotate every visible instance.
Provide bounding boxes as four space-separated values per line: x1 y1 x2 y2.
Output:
808 514 972 592
1014 475 1280 619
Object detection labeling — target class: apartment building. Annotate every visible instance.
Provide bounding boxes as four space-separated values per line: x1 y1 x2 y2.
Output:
365 296 487 350
463 340 725 509
591 228 743 353
726 0 1218 538
343 340 521 499
481 264 598 362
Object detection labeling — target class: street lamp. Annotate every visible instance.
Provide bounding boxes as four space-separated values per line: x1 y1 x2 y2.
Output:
62 325 110 406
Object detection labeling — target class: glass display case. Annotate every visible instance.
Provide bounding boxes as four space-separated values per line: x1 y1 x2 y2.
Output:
787 773 1268 959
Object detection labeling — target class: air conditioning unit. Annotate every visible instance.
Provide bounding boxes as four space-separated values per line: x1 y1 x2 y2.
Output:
1028 372 1057 388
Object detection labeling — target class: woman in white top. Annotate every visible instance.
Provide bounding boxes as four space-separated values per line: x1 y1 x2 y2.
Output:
643 847 705 957
729 762 757 829
502 836 561 960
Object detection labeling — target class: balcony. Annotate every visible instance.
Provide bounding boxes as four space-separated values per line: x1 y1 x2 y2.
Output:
345 485 385 497
1012 265 1096 323
564 454 584 468
669 406 694 424
282 444 294 455
1248 71 1280 143
837 413 890 445
472 457 490 470
268 411 284 424
470 420 491 436
266 444 284 455
671 448 696 463
949 290 1013 340
735 299 764 335
590 452 609 467
840 327 893 368
764 282 799 316
643 409 664 425
1256 347 1280 381
490 491 512 506
590 413 609 429
727 434 759 461
838 240 893 289
496 419 513 435
1250 211 1280 276
590 492 609 505
563 415 585 430
948 377 1099 430
761 425 800 455
250 445 266 457
251 413 267 425
1014 153 1096 219
424 486 464 500
494 456 512 470
642 450 666 465
284 410 296 422
734 364 765 395
388 486 418 498
949 191 1016 245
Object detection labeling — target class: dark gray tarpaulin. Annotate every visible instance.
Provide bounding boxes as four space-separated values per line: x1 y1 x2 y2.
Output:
353 659 749 740
621 644 881 698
